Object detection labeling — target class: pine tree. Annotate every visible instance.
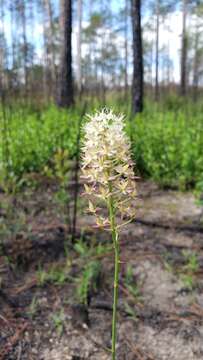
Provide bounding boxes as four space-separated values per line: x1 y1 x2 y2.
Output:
57 0 74 107
131 0 143 114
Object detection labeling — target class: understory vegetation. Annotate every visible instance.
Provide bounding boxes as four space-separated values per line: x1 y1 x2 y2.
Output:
0 96 202 192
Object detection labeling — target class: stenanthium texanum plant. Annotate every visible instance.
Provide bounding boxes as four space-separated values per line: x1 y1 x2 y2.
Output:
81 109 137 360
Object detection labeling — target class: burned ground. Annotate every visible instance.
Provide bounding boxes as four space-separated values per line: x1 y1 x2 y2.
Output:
1 180 203 360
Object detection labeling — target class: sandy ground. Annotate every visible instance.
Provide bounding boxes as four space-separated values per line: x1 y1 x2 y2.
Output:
1 180 203 359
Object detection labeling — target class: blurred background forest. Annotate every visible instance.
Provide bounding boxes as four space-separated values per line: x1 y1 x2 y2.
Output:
0 0 203 191
1 0 203 102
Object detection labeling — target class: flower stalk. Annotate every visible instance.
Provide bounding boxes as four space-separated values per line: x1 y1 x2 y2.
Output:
81 109 137 359
108 194 119 360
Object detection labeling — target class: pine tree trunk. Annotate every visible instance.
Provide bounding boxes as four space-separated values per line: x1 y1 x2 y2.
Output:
21 0 29 96
193 15 199 102
167 40 170 86
155 0 160 101
77 0 82 95
124 0 128 99
180 0 187 96
100 0 106 104
0 0 5 92
42 13 49 102
57 0 74 107
10 2 15 71
43 0 56 95
131 0 143 115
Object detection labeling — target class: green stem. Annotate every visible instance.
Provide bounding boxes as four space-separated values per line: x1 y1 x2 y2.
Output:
108 194 119 360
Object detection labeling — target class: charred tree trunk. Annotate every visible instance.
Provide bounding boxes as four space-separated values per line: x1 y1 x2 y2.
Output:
131 0 143 115
167 40 171 86
20 0 29 96
10 2 15 71
124 0 129 99
43 0 56 96
0 0 5 94
193 16 199 102
180 0 187 96
42 12 50 101
155 0 160 101
57 0 74 107
76 0 82 95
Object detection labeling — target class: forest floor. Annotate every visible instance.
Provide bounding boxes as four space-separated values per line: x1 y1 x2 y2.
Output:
1 179 203 360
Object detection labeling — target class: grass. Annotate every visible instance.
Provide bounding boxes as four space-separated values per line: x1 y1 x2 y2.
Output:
0 97 203 191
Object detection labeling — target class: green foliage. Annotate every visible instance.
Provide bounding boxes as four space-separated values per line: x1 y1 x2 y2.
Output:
162 94 185 111
162 251 174 273
1 99 203 191
179 251 199 291
75 260 101 305
129 105 203 189
44 148 70 179
74 237 108 305
194 180 203 207
37 264 71 287
51 310 65 336
27 296 39 319
124 302 138 321
0 105 79 183
125 264 134 285
182 250 199 273
180 274 195 291
124 264 141 300
74 236 111 258
123 264 140 320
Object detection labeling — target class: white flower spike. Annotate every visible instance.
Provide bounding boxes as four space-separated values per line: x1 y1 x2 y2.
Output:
81 108 137 229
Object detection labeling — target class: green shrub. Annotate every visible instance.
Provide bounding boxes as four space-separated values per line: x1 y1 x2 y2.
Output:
0 105 79 180
0 100 203 190
129 107 203 189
